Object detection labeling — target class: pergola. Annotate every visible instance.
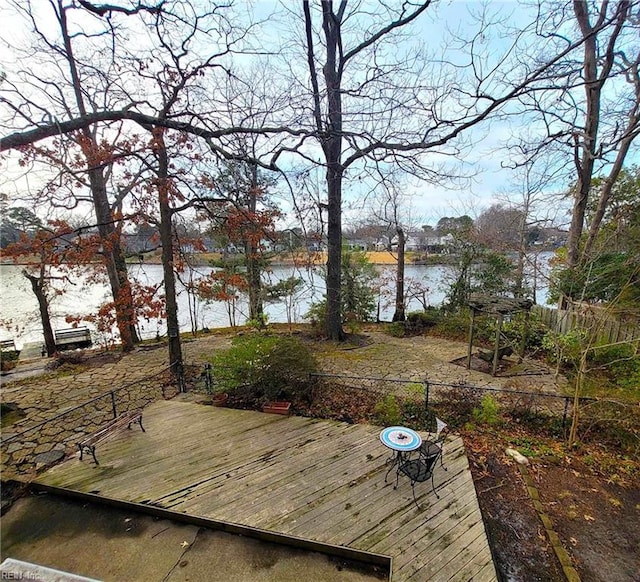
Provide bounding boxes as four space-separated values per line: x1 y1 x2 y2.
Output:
466 294 534 376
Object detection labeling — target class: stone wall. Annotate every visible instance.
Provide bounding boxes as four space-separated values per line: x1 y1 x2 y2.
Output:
2 373 179 478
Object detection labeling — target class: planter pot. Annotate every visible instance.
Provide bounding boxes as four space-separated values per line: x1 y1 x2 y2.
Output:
0 360 17 372
262 401 291 415
211 393 229 407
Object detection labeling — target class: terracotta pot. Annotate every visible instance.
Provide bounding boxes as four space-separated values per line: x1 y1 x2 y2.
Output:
262 401 291 415
212 393 229 407
0 360 17 372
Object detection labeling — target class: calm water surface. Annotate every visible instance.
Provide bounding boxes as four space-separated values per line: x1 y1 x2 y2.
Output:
0 256 551 348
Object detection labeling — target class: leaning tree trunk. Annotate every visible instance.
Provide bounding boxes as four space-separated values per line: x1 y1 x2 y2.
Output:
24 269 56 357
392 227 406 322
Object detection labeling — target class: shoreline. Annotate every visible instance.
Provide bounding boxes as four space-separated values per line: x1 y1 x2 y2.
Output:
1 248 558 268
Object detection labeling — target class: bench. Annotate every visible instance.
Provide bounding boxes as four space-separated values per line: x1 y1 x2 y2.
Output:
54 327 92 351
78 410 145 464
0 339 18 353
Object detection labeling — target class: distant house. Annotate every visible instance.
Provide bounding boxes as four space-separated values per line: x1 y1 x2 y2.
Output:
344 238 368 251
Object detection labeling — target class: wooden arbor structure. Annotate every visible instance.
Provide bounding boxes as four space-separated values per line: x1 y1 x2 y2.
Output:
466 294 534 376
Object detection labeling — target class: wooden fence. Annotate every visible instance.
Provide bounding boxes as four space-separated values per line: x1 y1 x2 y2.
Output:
533 304 640 345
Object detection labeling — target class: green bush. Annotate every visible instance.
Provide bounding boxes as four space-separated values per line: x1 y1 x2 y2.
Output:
589 342 640 392
472 394 500 426
407 309 441 326
0 350 19 363
385 322 406 337
500 313 548 351
432 310 472 341
210 334 318 402
541 329 587 367
374 394 402 426
403 308 442 335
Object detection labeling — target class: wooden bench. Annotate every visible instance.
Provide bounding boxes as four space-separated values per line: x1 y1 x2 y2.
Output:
78 410 145 464
54 327 92 351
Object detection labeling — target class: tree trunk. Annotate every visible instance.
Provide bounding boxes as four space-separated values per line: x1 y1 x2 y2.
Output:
321 1 345 341
156 132 183 378
514 208 528 298
325 166 344 339
59 3 138 351
24 269 56 357
566 1 629 272
582 130 636 261
88 166 138 350
245 163 264 324
392 227 406 322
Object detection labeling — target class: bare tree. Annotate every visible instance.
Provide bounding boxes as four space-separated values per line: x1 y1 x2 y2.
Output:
515 1 639 280
297 0 611 338
4 0 629 343
367 172 419 321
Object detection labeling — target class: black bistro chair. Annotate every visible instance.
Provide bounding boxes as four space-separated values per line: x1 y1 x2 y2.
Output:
395 452 440 508
418 417 449 471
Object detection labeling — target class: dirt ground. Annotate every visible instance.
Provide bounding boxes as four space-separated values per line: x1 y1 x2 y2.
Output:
465 434 640 582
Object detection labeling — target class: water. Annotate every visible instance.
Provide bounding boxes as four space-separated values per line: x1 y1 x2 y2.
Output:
0 255 551 349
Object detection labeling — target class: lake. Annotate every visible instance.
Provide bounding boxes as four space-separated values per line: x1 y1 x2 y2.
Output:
0 255 551 348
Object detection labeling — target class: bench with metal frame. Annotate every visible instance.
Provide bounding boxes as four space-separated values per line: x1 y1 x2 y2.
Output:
0 339 19 353
54 327 92 351
78 410 144 464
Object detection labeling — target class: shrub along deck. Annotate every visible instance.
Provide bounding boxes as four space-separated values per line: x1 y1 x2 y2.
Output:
34 400 496 581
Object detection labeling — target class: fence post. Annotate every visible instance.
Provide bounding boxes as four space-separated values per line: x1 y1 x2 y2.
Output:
177 362 185 393
111 391 117 418
423 379 433 430
204 363 212 392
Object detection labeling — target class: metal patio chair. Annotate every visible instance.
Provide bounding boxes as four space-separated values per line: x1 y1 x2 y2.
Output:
395 452 440 508
418 417 449 470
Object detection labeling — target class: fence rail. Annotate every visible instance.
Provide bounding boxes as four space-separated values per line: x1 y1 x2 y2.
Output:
309 372 590 434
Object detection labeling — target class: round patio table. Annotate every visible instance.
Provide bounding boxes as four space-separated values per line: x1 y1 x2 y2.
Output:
379 426 422 452
379 426 422 484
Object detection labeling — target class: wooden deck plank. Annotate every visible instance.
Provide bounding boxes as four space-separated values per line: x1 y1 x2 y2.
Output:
447 541 496 582
36 400 496 581
404 521 489 581
321 455 470 547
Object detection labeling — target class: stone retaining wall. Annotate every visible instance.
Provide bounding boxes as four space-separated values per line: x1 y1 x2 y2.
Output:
2 373 179 478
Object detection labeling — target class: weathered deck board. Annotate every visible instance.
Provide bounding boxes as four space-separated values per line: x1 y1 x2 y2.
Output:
36 400 497 581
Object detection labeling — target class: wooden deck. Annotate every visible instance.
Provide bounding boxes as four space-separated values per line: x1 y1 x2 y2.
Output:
35 400 497 581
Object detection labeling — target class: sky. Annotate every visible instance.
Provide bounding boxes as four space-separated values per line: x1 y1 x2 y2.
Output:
1 0 636 232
